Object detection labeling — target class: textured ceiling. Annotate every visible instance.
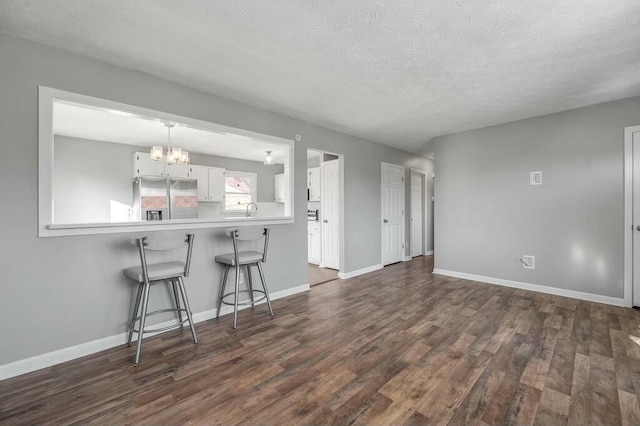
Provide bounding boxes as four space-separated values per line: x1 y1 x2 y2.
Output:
2 1 640 156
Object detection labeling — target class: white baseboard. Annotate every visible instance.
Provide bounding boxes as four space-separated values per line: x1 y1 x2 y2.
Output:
0 284 310 382
426 250 434 255
432 269 626 307
266 284 310 300
403 256 412 262
338 264 383 280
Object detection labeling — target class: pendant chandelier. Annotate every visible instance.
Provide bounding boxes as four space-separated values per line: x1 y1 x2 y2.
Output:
150 123 189 165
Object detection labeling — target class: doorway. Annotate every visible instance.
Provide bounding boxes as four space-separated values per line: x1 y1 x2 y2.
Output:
410 171 424 258
624 125 640 306
307 149 342 286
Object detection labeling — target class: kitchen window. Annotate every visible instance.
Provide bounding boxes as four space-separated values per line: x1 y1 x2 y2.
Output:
224 171 257 211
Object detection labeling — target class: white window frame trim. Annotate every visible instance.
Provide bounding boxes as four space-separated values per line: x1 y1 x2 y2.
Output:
223 170 258 213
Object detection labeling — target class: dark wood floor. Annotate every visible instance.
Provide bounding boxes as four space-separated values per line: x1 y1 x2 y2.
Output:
308 263 339 286
2 256 640 425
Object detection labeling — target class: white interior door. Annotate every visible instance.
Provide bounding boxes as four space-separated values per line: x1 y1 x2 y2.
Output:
410 174 423 257
382 163 405 266
633 130 640 306
321 160 340 270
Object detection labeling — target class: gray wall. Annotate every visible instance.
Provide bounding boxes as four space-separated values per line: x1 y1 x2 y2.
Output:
433 96 640 298
54 136 137 223
0 33 432 366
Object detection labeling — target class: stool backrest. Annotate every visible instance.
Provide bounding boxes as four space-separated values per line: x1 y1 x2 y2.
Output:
226 227 270 263
132 232 195 281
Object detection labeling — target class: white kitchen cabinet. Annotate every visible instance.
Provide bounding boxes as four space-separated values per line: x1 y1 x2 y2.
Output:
165 163 190 178
274 173 285 203
134 152 166 177
308 167 321 201
189 165 209 200
308 221 321 264
133 152 189 178
189 165 225 202
207 167 225 201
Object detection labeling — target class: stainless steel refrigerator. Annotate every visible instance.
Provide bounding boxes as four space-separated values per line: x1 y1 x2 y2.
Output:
133 177 199 221
168 178 199 219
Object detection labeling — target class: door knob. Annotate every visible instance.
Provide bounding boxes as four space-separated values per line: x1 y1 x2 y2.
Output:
383 219 388 223
323 219 328 223
637 226 640 231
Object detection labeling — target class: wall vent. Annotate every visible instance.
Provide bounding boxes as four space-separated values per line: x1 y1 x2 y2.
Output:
530 171 542 185
521 255 535 269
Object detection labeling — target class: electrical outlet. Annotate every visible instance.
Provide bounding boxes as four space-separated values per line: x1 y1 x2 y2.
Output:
521 255 535 269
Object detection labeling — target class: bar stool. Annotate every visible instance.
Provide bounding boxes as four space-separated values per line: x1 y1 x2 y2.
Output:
215 227 274 328
123 232 198 366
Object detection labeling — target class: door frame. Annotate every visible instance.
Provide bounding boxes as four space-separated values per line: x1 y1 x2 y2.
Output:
307 148 345 277
381 162 406 266
409 172 424 257
624 125 640 307
410 168 430 258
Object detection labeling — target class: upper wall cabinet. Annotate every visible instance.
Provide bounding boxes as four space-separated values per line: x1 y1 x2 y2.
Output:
190 165 225 202
308 167 321 201
134 152 189 178
134 152 166 177
166 163 190 178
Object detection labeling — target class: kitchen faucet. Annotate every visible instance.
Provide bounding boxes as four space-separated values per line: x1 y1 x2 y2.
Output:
246 202 258 217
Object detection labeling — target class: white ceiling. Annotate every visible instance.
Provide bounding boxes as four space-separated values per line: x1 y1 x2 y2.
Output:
2 1 640 156
53 101 287 164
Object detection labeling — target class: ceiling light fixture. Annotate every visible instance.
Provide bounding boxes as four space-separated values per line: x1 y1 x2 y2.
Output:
151 123 189 165
264 150 274 165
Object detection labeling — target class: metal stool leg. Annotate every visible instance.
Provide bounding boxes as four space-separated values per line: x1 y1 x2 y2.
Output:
177 276 198 344
171 280 183 327
246 265 255 307
216 265 229 318
134 282 151 366
127 284 143 346
257 263 274 317
233 264 241 329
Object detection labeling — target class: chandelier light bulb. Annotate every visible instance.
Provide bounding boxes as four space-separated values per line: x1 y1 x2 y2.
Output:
150 146 163 161
264 151 274 165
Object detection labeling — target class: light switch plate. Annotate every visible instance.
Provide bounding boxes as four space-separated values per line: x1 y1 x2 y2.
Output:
530 171 542 185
